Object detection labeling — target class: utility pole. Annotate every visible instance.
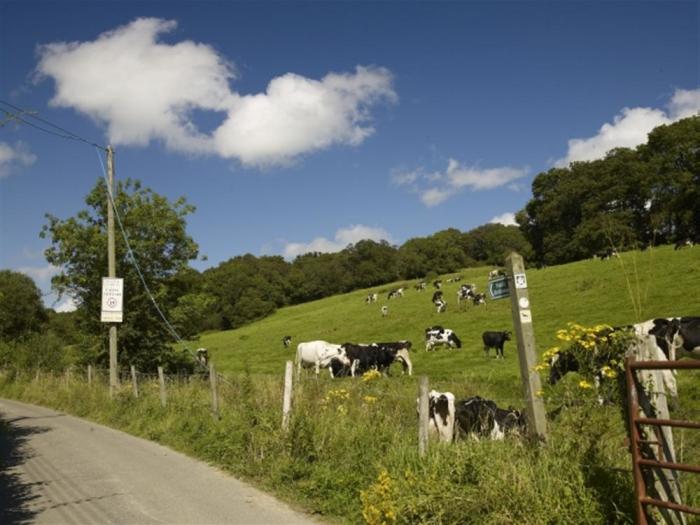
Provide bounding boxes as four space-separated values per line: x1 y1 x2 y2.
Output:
505 252 547 441
107 146 119 397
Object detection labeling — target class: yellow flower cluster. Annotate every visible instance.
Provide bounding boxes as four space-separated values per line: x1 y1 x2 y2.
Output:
321 388 350 412
600 365 618 379
578 380 593 389
361 469 398 525
363 395 378 404
362 369 382 382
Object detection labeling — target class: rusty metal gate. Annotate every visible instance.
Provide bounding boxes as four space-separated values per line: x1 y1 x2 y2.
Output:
625 358 700 524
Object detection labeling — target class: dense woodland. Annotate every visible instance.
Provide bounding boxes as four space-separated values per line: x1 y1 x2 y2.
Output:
0 117 697 370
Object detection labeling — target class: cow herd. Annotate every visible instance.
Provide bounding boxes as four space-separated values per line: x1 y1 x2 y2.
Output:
295 340 413 378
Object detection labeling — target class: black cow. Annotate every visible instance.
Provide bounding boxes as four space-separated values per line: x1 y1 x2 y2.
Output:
668 317 700 358
282 335 292 348
482 331 511 359
471 292 486 306
674 239 694 250
455 396 526 440
340 341 413 376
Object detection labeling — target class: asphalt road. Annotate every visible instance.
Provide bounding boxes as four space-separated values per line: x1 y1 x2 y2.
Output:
0 398 325 525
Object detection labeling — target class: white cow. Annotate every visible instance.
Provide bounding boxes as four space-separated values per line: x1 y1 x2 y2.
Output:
296 340 350 377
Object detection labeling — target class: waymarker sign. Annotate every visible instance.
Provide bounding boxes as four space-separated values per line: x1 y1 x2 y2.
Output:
101 277 124 323
488 276 510 299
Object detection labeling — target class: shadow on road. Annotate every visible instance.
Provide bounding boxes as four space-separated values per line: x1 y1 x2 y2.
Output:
0 417 51 524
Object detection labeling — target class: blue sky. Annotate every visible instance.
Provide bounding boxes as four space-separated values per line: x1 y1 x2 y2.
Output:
1 1 698 310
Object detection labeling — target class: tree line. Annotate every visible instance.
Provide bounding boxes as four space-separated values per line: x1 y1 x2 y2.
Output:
1 116 696 372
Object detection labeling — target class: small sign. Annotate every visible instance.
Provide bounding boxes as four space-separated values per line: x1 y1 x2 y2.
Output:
101 277 124 323
519 309 532 324
488 276 510 299
518 297 530 309
514 273 528 289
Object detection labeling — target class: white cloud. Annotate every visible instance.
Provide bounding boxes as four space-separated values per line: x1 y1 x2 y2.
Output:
557 87 700 166
489 212 517 226
36 18 395 167
408 159 527 207
0 141 36 177
53 295 77 313
17 264 59 283
283 224 393 260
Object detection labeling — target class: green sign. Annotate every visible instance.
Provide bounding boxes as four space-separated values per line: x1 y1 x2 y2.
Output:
488 276 510 299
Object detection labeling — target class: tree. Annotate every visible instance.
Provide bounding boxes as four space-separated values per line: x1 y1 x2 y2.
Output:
41 178 199 371
0 270 47 340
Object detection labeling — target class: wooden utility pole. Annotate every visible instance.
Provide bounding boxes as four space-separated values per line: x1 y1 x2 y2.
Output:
282 361 294 430
418 376 429 457
504 252 547 441
107 146 118 397
209 362 220 419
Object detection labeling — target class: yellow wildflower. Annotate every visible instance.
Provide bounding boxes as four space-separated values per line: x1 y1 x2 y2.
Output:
579 380 593 389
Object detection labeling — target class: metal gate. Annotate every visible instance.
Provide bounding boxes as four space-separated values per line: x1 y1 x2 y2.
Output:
625 358 700 524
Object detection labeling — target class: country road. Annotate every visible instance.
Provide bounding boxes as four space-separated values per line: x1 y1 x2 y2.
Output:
0 398 326 525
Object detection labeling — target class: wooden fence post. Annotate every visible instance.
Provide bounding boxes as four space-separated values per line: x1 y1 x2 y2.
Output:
209 362 219 419
418 376 429 457
282 361 294 431
505 252 548 442
157 366 167 407
131 365 139 398
87 365 93 386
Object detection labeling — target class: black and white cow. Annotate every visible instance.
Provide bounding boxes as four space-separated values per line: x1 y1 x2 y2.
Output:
381 305 389 317
419 390 456 443
432 290 447 313
414 281 427 292
296 341 351 377
388 288 404 300
482 331 511 359
457 284 475 306
455 396 526 440
339 341 413 376
488 269 506 280
674 239 694 250
595 248 619 260
471 292 486 306
433 279 442 289
634 317 700 360
195 347 209 367
425 326 461 351
365 293 378 304
282 335 293 349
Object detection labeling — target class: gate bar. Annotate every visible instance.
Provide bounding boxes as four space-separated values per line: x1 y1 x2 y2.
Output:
640 498 700 516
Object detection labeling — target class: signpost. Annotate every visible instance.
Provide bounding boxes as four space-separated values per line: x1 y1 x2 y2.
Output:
101 277 124 323
488 276 510 300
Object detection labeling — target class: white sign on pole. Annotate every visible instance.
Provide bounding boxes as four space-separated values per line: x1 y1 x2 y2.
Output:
514 273 528 289
101 277 124 323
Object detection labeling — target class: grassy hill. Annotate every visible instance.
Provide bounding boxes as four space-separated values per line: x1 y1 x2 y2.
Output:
197 245 700 399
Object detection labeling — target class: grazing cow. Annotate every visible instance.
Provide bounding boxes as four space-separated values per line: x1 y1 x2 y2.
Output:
457 284 475 306
381 305 389 317
195 348 209 367
432 290 447 313
282 335 292 349
365 293 378 304
471 292 486 306
667 317 700 358
433 279 442 289
452 275 462 282
341 341 413 376
296 341 350 377
414 281 427 292
488 269 506 280
418 390 456 443
425 326 461 351
455 396 526 440
596 248 619 260
482 331 511 359
674 239 694 250
388 288 404 300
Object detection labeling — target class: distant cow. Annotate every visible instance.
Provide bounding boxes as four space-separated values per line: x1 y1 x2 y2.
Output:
414 281 427 291
419 390 456 443
388 288 404 300
455 396 526 440
381 305 389 317
488 269 506 280
457 284 475 306
340 341 413 376
425 326 461 351
433 279 442 289
296 341 350 377
472 292 486 306
195 348 209 367
282 335 292 349
432 290 447 313
674 239 694 250
365 293 378 304
482 331 511 359
595 248 619 260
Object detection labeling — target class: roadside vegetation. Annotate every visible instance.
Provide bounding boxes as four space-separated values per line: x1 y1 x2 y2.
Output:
1 245 698 524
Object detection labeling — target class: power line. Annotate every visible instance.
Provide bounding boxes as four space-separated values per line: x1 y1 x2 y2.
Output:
0 100 106 150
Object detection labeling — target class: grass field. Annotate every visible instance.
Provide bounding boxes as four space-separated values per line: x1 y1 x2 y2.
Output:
3 245 699 524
